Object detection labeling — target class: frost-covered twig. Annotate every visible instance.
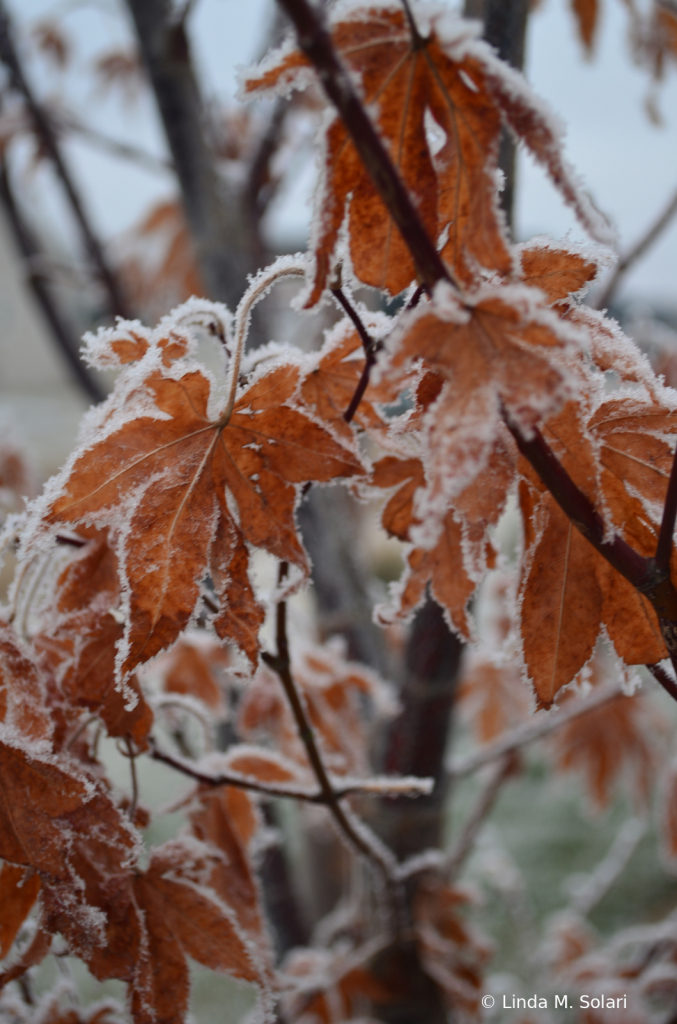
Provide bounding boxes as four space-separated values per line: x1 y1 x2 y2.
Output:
595 182 677 311
564 816 646 918
448 681 623 778
149 736 430 804
224 255 308 421
445 754 516 879
263 563 406 930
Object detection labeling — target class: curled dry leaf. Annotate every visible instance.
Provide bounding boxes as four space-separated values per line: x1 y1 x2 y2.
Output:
37 350 363 680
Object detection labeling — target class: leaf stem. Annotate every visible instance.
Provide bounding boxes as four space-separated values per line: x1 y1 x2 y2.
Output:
329 282 384 423
224 256 308 422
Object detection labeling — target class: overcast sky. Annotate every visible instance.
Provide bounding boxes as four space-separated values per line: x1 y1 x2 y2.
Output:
6 0 677 308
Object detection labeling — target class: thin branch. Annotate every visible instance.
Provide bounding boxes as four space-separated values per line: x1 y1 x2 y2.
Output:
595 182 677 310
445 753 515 879
0 2 132 319
656 443 677 571
149 737 429 802
245 98 288 223
344 350 380 424
124 736 139 822
263 562 405 926
0 158 105 403
329 282 384 423
448 680 623 778
53 109 174 174
647 662 677 703
274 0 455 294
331 283 375 354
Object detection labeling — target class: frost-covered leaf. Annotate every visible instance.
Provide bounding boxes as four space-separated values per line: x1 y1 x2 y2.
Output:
245 4 610 301
35 529 153 748
33 354 363 680
131 840 261 1024
0 863 40 959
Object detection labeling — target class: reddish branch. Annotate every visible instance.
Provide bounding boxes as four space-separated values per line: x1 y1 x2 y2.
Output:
274 0 677 684
330 284 384 423
262 565 405 927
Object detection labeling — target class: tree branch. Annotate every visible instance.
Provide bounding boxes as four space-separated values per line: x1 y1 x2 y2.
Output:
149 737 431 803
0 3 132 320
448 680 623 778
646 662 677 703
445 753 516 879
263 564 405 926
126 0 260 311
595 181 677 311
0 158 105 403
273 0 454 294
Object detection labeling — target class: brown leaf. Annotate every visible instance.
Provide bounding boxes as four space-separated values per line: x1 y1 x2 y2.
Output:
0 863 40 958
518 240 598 302
132 841 260 1024
520 493 602 708
247 7 608 301
159 637 228 713
189 787 267 942
35 530 153 748
371 453 487 636
570 0 600 54
0 623 51 742
42 358 363 680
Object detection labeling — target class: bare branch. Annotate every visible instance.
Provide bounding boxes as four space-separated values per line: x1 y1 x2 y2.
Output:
595 182 677 310
0 2 132 320
263 563 405 928
448 681 623 778
54 108 174 173
329 281 383 423
149 736 429 803
0 158 105 403
445 753 516 879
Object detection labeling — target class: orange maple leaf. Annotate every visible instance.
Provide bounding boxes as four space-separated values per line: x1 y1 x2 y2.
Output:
35 351 363 681
245 5 610 302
